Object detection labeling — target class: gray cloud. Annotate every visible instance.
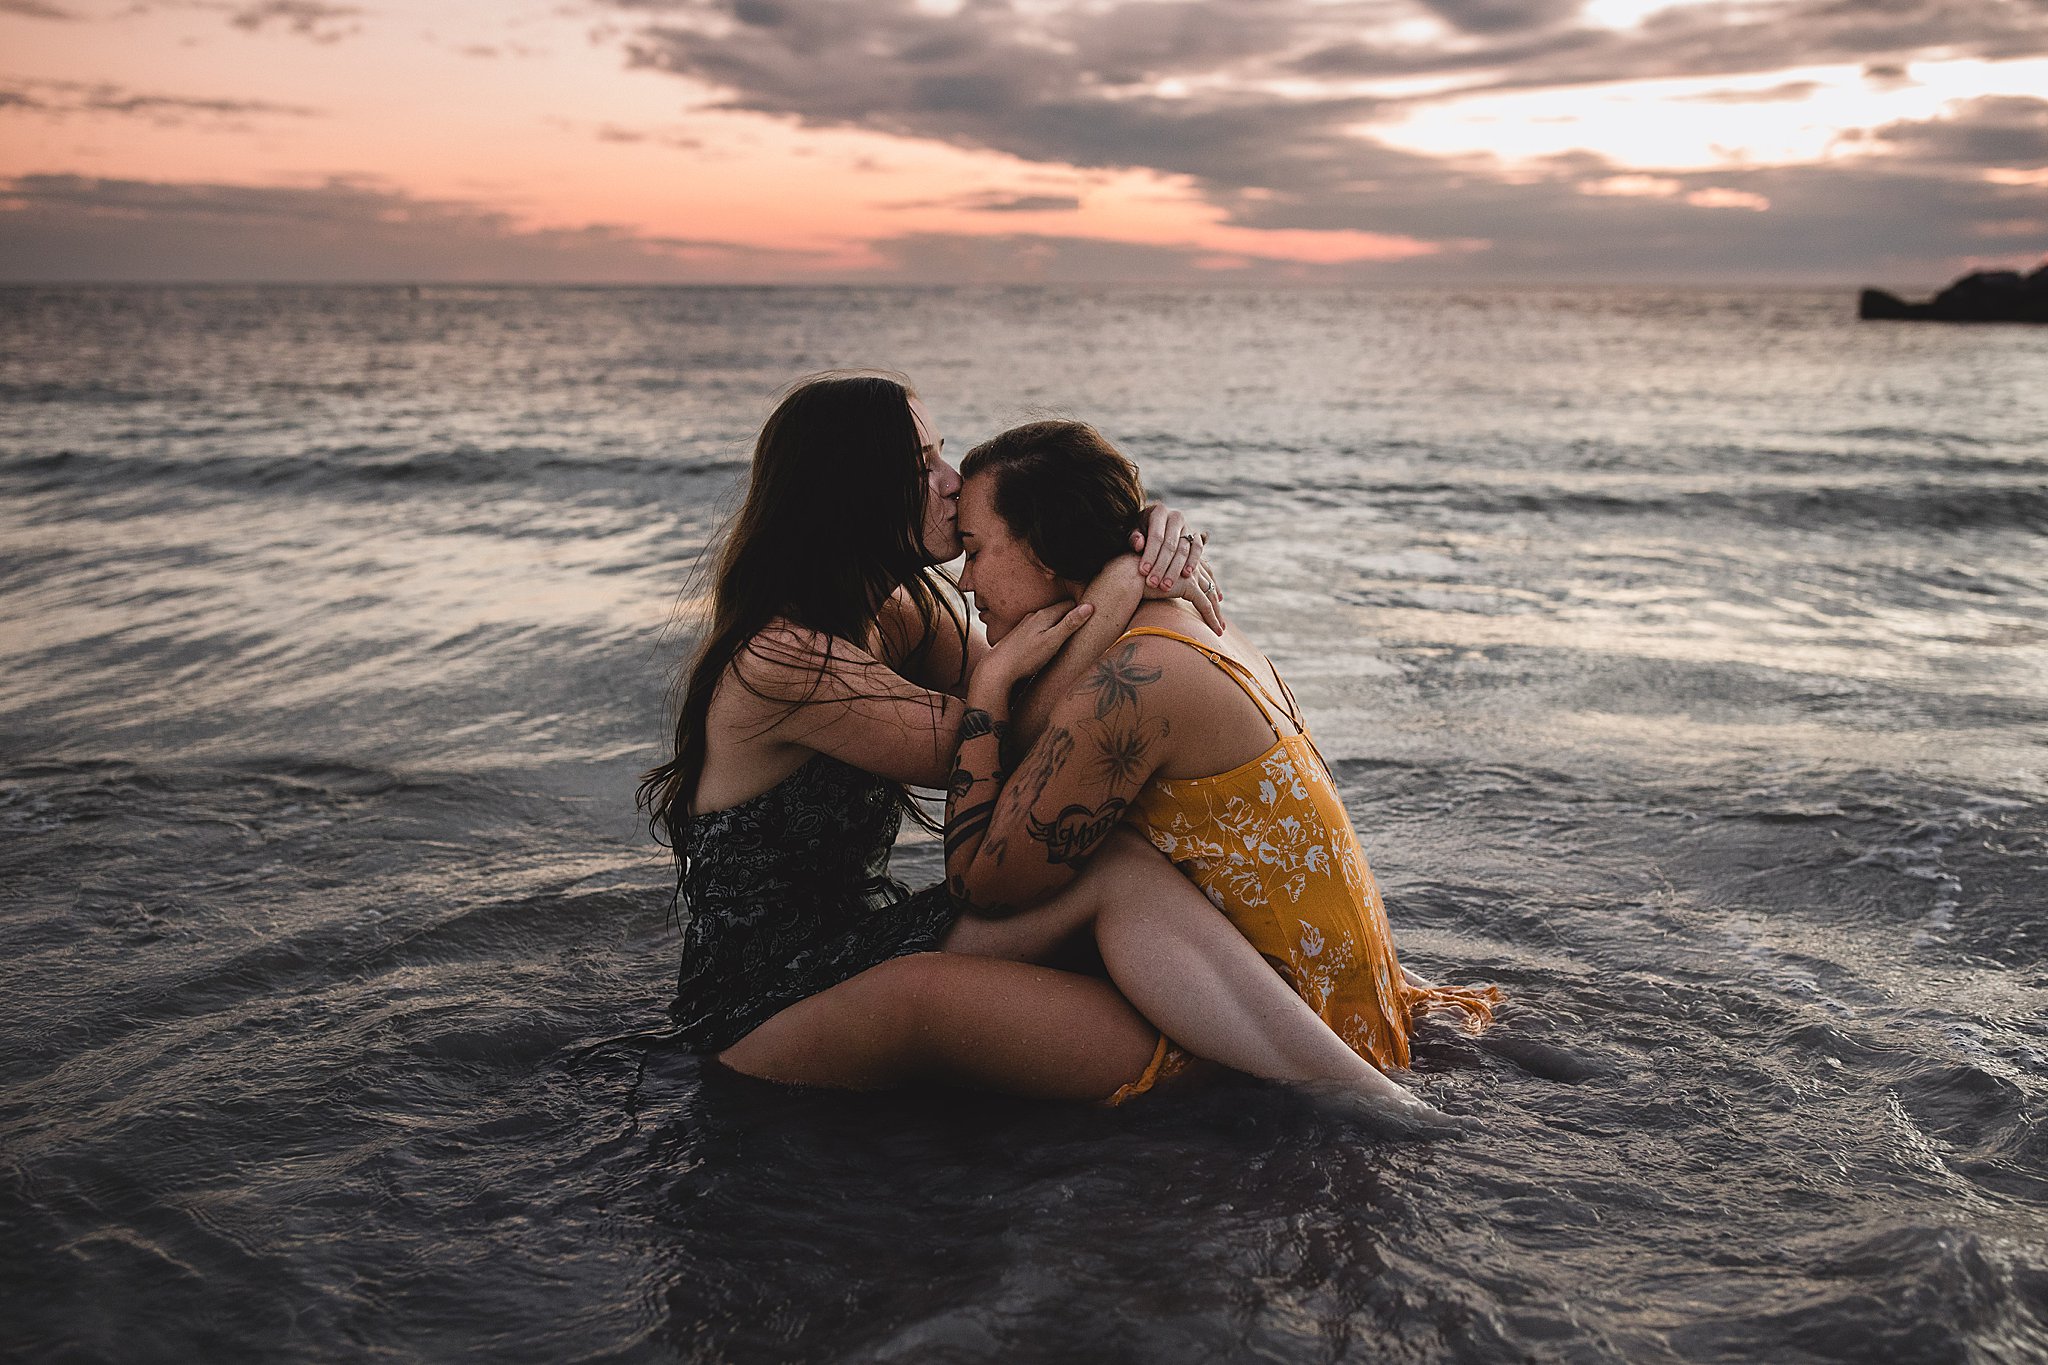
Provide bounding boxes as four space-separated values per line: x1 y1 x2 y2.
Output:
1680 79 1821 103
1061 0 1324 80
1870 95 2048 169
969 194 1084 213
592 123 703 148
609 0 2048 202
1223 150 2047 285
594 0 2048 284
1294 0 2048 92
617 0 1359 136
0 174 823 282
883 190 1085 213
0 78 321 123
1421 0 1582 36
110 0 366 42
227 1 361 43
620 1 1399 199
452 40 540 59
1463 0 2047 92
83 91 318 119
3 159 2035 286
864 153 2047 284
1286 28 1596 79
611 0 2048 120
0 0 78 18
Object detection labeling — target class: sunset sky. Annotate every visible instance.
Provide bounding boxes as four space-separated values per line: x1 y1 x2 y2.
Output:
2 0 2043 284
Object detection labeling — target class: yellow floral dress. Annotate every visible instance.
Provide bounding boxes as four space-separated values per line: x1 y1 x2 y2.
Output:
1115 626 1502 1078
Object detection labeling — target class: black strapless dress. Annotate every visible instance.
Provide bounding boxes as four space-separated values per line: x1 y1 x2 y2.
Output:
670 752 959 1053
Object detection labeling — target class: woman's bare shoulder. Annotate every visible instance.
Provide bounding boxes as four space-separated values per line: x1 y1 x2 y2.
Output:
1073 621 1230 720
1090 609 1288 774
1115 605 1254 682
1131 606 1289 699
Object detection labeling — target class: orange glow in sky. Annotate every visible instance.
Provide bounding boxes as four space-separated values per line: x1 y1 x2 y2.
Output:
2 0 2043 282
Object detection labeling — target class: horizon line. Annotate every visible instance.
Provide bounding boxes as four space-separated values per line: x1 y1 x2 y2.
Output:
0 277 1927 291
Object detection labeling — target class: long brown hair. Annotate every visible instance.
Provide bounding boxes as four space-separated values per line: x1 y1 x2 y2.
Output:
959 419 1147 580
637 372 963 887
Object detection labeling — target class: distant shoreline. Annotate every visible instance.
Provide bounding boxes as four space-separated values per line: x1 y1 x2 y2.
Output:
1860 263 2048 323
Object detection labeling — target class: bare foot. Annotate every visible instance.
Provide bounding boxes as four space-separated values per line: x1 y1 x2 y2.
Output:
1298 1080 1478 1140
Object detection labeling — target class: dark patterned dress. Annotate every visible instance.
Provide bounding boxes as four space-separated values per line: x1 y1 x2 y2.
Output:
671 752 960 1053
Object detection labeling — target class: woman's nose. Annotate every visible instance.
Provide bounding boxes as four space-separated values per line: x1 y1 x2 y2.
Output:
936 461 962 497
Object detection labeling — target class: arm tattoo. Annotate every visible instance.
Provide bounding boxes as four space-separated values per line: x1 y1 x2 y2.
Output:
1079 642 1163 720
958 707 1007 744
948 709 1005 833
1027 798 1131 865
944 799 998 860
1091 716 1169 785
1010 728 1075 811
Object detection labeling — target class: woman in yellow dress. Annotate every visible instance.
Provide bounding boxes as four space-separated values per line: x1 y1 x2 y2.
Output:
945 420 1503 1105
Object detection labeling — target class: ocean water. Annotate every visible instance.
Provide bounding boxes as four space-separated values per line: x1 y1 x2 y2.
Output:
2 284 2044 1364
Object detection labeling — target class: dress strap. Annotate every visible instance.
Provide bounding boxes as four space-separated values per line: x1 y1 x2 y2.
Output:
1115 626 1303 737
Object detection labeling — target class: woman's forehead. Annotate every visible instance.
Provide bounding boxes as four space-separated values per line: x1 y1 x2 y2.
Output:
957 475 1000 528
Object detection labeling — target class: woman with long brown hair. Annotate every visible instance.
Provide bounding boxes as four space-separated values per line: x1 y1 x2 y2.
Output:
641 373 1438 1107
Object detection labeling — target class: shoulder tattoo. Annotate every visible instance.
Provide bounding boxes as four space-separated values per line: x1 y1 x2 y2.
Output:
1079 642 1163 720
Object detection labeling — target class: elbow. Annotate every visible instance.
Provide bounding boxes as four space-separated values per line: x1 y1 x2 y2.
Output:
948 870 1019 919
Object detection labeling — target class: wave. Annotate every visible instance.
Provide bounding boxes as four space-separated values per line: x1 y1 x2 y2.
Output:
1829 424 1992 447
0 446 750 498
0 380 197 405
0 755 528 836
1168 470 2048 534
1443 481 2048 533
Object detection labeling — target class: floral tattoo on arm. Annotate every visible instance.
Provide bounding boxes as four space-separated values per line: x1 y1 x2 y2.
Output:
1078 642 1162 720
954 637 1177 900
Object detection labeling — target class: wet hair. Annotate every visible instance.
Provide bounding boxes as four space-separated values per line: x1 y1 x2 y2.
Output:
959 420 1146 582
636 371 962 890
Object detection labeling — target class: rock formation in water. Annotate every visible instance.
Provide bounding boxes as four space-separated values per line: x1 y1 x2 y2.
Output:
1860 261 2048 322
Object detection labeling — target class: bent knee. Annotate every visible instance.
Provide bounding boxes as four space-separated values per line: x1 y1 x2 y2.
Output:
1092 826 1169 876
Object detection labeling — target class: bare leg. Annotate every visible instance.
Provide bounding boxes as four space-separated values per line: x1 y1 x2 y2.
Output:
942 875 1105 962
947 831 1428 1108
718 952 1159 1101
